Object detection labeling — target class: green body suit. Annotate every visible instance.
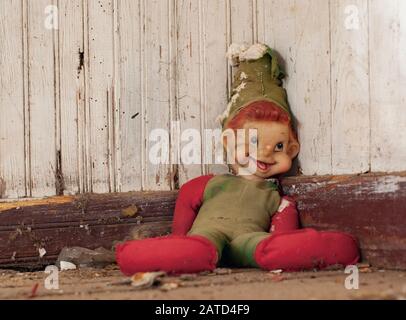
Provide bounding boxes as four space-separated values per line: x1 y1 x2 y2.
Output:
188 174 281 267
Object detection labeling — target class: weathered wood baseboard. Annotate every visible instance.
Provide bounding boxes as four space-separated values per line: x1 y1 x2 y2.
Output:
0 173 405 270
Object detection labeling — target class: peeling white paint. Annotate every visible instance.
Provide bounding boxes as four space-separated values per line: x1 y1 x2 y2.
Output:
216 93 240 125
240 72 248 80
234 82 247 93
216 80 248 125
373 176 406 194
277 198 292 212
355 176 406 195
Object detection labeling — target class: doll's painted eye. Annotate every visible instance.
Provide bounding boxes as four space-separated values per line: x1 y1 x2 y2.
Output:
250 136 258 145
274 142 284 152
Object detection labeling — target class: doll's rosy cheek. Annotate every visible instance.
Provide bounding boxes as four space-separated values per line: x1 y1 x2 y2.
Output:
275 154 292 172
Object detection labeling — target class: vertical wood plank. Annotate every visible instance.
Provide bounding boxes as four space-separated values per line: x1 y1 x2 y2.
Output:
292 0 332 175
27 0 57 197
256 0 273 47
202 0 229 176
256 0 299 176
176 0 203 184
58 0 85 195
370 0 406 171
258 0 332 175
118 0 142 192
230 0 254 44
330 0 370 174
143 0 174 190
229 0 254 87
0 0 26 199
112 0 122 192
256 0 296 112
2 0 406 198
87 0 115 193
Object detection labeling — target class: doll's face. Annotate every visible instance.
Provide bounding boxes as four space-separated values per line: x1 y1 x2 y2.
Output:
226 121 300 180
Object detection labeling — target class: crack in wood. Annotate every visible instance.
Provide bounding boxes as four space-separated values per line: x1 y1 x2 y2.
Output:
55 150 65 196
77 48 85 75
0 177 5 199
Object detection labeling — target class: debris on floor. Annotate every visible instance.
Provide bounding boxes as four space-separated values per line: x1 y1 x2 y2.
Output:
1 267 406 299
160 282 179 292
358 263 373 273
131 271 166 289
213 268 233 275
60 261 77 271
56 247 115 269
269 269 283 274
269 274 285 282
29 283 39 299
179 274 198 281
324 264 345 271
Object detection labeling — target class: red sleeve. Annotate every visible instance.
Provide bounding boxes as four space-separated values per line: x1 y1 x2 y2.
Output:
270 196 300 234
172 175 214 236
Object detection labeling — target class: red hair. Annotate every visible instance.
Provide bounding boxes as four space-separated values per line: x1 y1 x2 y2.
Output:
226 100 298 141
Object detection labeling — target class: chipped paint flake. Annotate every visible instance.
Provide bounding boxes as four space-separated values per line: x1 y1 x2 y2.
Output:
60 261 77 271
38 248 46 258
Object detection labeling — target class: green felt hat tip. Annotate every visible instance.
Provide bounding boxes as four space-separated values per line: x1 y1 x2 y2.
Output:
219 43 293 129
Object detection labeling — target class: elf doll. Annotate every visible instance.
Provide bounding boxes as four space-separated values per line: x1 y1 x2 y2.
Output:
116 43 359 275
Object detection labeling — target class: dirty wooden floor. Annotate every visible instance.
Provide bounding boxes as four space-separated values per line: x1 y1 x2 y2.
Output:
1 266 406 300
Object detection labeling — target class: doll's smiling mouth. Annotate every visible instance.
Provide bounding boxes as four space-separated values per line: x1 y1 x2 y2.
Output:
248 157 275 171
256 160 274 171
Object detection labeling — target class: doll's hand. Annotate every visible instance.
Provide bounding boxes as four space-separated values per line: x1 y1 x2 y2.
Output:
270 196 299 233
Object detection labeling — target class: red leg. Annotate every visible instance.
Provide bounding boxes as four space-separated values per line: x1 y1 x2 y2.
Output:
115 235 218 276
254 228 360 271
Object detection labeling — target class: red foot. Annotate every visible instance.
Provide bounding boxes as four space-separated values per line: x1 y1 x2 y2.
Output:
255 228 360 271
116 235 218 276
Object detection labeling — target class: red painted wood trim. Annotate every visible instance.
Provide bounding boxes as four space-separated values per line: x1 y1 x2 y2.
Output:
0 173 405 269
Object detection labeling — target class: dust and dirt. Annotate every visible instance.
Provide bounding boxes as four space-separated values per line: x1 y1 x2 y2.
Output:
0 266 405 300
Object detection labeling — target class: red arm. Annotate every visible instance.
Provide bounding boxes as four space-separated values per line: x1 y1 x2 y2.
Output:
270 196 300 234
172 175 214 236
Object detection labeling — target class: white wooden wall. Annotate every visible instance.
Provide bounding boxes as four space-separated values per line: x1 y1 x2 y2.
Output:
0 0 405 199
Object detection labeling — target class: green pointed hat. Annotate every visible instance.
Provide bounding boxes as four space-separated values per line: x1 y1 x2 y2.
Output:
218 43 292 129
